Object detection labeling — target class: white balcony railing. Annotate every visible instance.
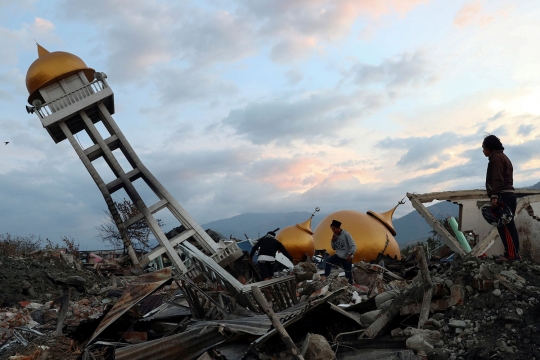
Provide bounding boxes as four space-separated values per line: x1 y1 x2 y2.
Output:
35 79 108 119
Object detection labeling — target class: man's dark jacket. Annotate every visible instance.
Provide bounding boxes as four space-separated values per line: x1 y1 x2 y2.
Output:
249 235 293 262
486 150 514 199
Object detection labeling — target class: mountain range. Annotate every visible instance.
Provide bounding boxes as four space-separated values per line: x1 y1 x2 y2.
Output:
201 201 459 247
202 182 540 247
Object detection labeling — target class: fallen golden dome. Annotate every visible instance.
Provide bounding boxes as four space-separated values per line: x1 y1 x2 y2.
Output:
276 216 315 261
25 44 95 104
313 206 401 262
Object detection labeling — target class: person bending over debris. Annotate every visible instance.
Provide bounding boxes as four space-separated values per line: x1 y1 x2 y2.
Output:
322 220 356 284
250 231 294 280
482 134 520 261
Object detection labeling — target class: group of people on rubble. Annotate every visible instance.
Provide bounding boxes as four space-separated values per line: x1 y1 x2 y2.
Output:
249 219 357 284
249 134 522 283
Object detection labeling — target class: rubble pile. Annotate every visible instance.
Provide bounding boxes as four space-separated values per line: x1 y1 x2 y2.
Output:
2 246 540 360
413 258 540 359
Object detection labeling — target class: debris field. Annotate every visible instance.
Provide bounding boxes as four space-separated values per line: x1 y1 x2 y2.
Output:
2 243 540 360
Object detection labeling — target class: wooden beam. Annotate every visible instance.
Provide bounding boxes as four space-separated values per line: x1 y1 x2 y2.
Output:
414 246 433 329
408 195 466 256
410 189 540 203
251 286 305 360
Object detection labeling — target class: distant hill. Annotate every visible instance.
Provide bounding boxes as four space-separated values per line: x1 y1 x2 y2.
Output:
525 181 540 190
201 182 540 247
201 201 459 246
202 212 321 240
393 201 458 246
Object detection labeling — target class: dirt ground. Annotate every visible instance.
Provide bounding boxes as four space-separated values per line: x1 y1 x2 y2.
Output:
0 252 109 308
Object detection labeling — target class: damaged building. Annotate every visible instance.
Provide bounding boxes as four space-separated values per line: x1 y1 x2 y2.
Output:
4 45 540 360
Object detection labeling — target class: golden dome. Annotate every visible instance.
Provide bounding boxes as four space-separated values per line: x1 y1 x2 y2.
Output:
25 44 95 104
276 216 315 261
367 204 398 236
313 209 401 262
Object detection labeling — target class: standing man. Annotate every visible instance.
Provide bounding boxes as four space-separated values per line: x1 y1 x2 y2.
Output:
322 220 356 284
250 231 294 280
482 134 520 261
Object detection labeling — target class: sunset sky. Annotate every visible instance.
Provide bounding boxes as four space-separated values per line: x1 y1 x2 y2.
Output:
1 0 540 248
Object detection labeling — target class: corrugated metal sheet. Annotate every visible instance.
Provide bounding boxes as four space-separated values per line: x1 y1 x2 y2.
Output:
138 295 165 315
87 267 172 345
139 303 191 322
186 300 311 336
115 325 227 360
115 286 346 360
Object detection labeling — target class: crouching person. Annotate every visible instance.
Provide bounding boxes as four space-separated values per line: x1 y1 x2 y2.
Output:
250 231 294 280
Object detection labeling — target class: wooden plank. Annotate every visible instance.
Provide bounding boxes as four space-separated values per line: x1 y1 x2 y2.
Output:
251 286 305 360
411 189 540 203
55 290 70 336
469 228 498 257
408 195 466 256
272 284 287 310
281 283 292 307
414 246 433 329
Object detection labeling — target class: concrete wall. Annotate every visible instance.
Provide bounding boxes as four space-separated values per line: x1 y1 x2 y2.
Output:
457 199 540 261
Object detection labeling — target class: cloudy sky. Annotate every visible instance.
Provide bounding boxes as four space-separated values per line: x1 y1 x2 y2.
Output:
2 0 540 249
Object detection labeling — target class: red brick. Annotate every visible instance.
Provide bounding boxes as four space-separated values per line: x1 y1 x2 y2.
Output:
472 279 494 292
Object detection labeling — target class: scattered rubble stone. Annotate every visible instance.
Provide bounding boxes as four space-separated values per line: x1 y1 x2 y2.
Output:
4 245 540 360
301 333 335 360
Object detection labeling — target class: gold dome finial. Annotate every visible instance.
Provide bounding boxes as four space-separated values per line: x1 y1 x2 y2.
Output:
37 44 49 57
366 198 405 237
295 217 314 235
295 207 319 235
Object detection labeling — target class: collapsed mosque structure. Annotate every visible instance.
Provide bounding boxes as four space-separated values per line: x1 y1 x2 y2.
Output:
5 45 540 359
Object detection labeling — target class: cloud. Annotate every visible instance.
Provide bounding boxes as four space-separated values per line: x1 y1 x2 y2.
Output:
221 91 360 145
517 123 535 137
375 131 480 169
506 138 540 166
0 0 35 10
0 17 58 67
285 69 303 85
453 1 512 28
241 0 428 62
0 144 107 247
146 147 262 181
348 51 435 89
57 1 257 83
156 66 238 104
